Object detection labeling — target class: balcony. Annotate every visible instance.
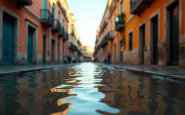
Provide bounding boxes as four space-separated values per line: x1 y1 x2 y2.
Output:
63 32 69 41
58 27 65 37
109 0 117 18
15 0 32 6
52 19 61 33
41 9 54 27
130 0 153 15
116 13 125 32
100 18 108 34
99 35 109 48
107 31 117 40
77 48 82 55
69 43 77 51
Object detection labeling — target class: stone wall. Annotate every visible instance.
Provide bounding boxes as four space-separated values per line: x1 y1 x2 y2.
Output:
179 35 185 67
123 48 140 65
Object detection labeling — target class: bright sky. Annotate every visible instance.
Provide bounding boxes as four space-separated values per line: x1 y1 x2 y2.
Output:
67 0 108 48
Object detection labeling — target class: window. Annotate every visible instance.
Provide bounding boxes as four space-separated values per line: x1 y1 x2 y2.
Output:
129 32 133 51
120 0 124 13
58 11 60 21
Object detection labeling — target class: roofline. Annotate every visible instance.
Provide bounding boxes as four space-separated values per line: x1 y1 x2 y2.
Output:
99 2 109 28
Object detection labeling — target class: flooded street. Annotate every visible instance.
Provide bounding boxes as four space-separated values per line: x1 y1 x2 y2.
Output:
1 63 185 115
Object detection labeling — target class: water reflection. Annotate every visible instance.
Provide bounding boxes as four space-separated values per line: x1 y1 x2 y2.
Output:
0 63 185 115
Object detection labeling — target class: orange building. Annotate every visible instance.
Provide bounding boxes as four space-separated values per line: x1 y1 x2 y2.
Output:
95 0 185 67
0 0 72 65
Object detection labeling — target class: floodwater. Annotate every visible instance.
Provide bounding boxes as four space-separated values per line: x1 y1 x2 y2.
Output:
0 63 185 115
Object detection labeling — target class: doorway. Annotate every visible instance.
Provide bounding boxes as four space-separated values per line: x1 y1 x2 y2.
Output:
151 16 159 65
2 13 15 64
43 35 46 64
139 24 146 64
51 40 55 63
168 2 179 65
27 26 35 64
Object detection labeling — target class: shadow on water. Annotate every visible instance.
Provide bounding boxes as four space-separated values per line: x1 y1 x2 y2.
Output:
0 62 185 115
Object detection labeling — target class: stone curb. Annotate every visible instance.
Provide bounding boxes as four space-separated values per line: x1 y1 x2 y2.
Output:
110 65 185 82
0 64 77 77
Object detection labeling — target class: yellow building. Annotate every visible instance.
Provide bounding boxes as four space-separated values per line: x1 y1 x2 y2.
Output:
95 0 185 67
67 13 83 61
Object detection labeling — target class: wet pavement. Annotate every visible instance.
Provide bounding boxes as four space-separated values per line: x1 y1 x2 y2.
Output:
1 63 185 115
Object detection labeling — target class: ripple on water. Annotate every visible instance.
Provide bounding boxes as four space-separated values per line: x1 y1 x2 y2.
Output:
1 63 185 115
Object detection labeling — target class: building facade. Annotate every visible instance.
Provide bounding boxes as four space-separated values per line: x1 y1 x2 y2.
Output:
0 0 82 65
66 13 83 61
82 45 94 61
95 0 185 67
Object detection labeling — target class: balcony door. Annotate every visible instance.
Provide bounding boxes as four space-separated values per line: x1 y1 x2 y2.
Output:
42 0 47 18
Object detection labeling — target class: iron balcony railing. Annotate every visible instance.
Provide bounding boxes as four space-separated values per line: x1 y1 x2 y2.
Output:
64 32 69 41
100 18 108 34
116 13 125 32
16 0 32 6
130 0 153 14
70 43 78 51
77 48 82 55
58 27 65 37
52 19 61 32
41 9 54 27
109 0 117 17
99 35 109 48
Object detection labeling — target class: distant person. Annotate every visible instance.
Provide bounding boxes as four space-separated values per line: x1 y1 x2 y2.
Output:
64 56 67 64
67 55 71 64
107 50 111 64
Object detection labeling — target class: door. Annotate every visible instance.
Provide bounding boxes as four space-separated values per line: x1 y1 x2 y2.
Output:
152 16 158 65
140 25 145 64
169 4 179 65
52 40 55 63
43 35 46 64
28 27 33 64
2 13 14 64
58 43 60 63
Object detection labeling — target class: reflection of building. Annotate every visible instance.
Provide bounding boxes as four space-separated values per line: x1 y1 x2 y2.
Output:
94 0 185 67
82 45 94 61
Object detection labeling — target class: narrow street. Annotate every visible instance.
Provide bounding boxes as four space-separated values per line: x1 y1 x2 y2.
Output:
1 63 185 115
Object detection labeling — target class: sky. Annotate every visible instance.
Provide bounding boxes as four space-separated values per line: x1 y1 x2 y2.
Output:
67 0 108 48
